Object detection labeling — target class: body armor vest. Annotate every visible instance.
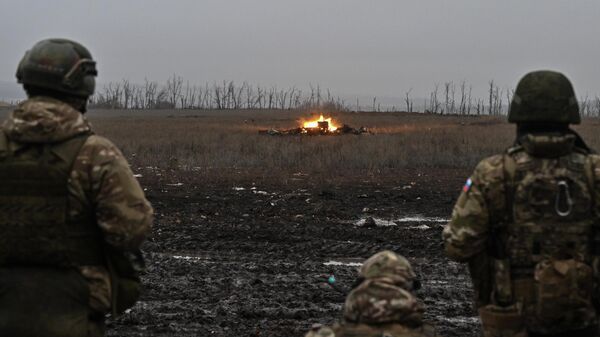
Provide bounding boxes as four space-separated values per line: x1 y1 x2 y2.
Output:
505 147 594 273
487 140 599 334
0 131 104 267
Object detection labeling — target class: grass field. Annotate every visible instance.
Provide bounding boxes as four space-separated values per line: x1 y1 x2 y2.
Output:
87 109 600 184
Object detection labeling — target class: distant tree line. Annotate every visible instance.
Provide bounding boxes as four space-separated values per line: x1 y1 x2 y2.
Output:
417 80 508 115
88 74 600 117
89 75 346 111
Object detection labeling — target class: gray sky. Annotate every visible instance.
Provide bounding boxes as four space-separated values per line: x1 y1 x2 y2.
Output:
1 0 599 100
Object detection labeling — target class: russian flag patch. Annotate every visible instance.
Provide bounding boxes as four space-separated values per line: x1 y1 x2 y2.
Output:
463 178 472 193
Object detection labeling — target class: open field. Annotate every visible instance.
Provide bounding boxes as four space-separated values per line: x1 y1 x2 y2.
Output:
4 108 600 336
87 109 600 184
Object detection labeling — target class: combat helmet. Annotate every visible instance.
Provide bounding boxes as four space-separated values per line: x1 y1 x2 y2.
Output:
360 250 416 281
343 251 424 325
508 70 580 124
16 38 97 98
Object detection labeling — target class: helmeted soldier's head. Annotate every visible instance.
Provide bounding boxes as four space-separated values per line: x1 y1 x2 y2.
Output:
343 251 424 326
16 38 97 112
508 70 580 126
359 250 417 288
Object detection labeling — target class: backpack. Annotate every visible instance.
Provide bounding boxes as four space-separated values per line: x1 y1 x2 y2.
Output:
492 144 599 333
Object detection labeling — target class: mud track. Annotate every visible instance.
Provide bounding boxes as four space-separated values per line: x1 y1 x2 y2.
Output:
107 169 480 337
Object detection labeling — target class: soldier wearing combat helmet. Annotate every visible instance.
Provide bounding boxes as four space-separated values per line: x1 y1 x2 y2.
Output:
443 70 600 337
0 39 153 336
306 251 438 337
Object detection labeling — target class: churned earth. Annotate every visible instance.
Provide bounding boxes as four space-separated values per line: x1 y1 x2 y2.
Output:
107 168 479 337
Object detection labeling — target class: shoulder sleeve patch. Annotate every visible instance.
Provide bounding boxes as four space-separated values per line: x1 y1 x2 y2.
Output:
463 178 473 193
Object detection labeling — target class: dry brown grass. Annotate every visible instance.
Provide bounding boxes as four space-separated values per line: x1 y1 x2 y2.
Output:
88 109 600 183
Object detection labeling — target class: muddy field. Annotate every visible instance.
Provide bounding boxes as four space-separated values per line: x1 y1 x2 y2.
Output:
84 109 600 337
106 167 478 337
2 106 597 337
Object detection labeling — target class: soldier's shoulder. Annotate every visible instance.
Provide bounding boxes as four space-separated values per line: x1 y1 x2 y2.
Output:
83 134 119 149
472 154 505 184
78 135 126 165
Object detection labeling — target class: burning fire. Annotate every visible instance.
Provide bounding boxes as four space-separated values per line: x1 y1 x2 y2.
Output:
303 114 338 132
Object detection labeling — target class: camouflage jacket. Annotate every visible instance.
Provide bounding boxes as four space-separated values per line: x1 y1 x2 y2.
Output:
443 133 600 261
305 322 438 337
343 277 425 326
1 96 153 313
442 133 600 313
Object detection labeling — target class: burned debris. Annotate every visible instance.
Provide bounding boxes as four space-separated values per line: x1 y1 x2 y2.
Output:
259 114 371 136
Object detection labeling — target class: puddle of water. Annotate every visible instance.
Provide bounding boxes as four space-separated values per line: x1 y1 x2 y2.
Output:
437 316 480 324
354 218 397 227
323 261 363 267
395 216 448 223
408 224 431 230
171 255 208 261
351 216 449 227
425 280 450 285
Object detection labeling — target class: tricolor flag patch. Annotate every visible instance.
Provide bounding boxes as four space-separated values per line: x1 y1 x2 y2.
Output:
463 178 473 193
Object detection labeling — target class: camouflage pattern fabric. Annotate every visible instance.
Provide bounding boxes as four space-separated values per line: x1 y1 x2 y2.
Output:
343 277 425 326
443 133 600 335
1 96 153 314
305 251 437 337
359 250 417 288
305 322 437 337
344 251 423 325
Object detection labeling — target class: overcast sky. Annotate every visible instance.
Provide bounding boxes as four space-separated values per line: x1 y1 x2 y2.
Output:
1 0 599 100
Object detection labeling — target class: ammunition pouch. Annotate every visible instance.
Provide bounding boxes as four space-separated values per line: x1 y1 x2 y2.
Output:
529 258 596 333
105 247 144 316
479 304 527 337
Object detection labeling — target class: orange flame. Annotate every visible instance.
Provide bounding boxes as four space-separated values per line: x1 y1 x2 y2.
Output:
302 114 338 132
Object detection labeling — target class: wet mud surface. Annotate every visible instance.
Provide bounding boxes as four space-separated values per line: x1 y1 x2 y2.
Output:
107 169 480 337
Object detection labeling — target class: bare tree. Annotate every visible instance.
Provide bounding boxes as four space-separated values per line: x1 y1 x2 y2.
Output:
428 84 440 114
166 74 183 108
580 95 590 117
405 88 413 113
488 80 495 115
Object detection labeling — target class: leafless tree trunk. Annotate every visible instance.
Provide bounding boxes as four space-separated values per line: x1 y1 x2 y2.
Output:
488 80 494 115
580 95 589 117
166 74 183 108
405 88 413 113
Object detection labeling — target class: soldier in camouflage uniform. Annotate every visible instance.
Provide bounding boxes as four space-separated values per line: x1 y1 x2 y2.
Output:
306 250 438 337
0 39 153 337
443 70 600 337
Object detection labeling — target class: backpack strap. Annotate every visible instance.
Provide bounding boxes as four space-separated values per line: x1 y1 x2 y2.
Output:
490 149 519 305
50 132 92 173
503 149 518 226
584 155 600 262
584 155 596 216
490 148 518 255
